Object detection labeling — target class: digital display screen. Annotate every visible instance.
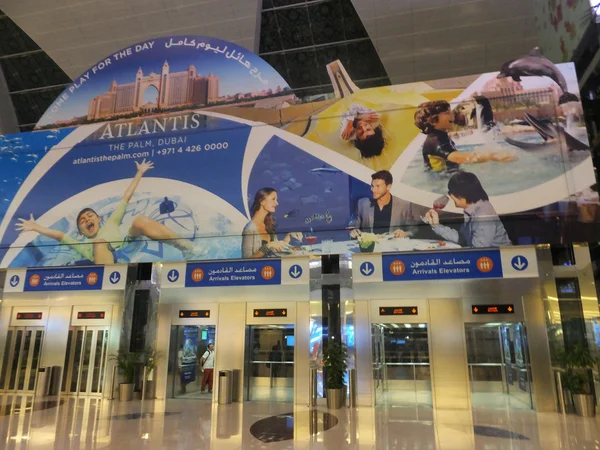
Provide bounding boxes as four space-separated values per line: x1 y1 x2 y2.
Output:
285 335 294 347
556 278 579 297
253 309 287 317
16 312 42 320
472 304 514 314
179 310 210 318
379 306 418 316
77 311 105 319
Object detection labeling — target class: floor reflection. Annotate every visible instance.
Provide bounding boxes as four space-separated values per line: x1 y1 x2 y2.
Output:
0 396 599 449
0 396 64 416
111 412 180 420
249 410 338 443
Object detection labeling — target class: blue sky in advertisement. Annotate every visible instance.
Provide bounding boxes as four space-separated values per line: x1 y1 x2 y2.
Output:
36 36 290 127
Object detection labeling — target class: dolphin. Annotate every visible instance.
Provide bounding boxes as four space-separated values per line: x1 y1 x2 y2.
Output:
498 48 579 105
505 113 589 151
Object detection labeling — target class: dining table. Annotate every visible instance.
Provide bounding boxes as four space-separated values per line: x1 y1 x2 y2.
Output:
277 235 461 257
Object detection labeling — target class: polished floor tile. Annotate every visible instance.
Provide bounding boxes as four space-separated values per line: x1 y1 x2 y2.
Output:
1 394 600 449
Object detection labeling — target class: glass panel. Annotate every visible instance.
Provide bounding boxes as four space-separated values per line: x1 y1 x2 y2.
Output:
309 300 324 399
0 330 14 389
17 330 32 390
173 326 217 399
8 330 23 390
376 324 431 406
246 326 294 402
27 330 44 390
61 330 73 392
371 324 385 405
97 330 109 394
70 330 84 392
91 331 104 393
465 323 533 410
79 330 94 393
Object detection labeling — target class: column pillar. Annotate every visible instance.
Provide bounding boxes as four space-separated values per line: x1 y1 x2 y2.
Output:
428 298 475 450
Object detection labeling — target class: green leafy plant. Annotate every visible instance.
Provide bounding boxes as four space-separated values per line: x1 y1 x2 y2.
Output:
558 345 598 395
142 348 161 374
563 371 588 395
323 341 348 389
109 350 140 384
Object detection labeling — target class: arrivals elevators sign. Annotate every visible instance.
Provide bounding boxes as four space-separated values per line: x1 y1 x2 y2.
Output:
0 36 595 269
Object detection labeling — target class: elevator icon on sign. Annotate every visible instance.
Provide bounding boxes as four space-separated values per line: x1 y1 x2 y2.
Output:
261 265 275 280
476 257 494 273
389 260 405 276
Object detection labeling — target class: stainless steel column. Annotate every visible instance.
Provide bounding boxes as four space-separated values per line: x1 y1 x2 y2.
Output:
309 368 317 407
429 298 475 449
348 368 357 408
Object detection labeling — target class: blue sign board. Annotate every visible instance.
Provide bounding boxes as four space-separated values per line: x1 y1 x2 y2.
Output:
185 259 281 287
382 250 503 281
360 261 375 277
511 255 528 271
289 264 303 279
9 274 19 288
24 267 105 291
167 269 180 283
108 271 121 284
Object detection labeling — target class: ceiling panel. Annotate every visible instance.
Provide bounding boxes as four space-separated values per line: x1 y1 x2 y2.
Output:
351 0 540 84
0 0 260 79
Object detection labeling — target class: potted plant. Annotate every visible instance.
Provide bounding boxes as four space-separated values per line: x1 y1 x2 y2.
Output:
560 345 597 417
110 350 140 402
357 233 378 253
323 341 348 409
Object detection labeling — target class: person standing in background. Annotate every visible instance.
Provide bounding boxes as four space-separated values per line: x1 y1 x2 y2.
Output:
201 342 215 394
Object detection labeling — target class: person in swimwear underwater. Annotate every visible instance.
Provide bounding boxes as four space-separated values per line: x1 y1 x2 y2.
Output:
16 159 204 264
414 100 513 172
340 103 386 158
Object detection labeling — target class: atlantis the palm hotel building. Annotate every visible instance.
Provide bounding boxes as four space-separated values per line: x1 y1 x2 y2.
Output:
1 1 600 449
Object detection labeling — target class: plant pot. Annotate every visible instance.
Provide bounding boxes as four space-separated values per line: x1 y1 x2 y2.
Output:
119 383 134 402
573 394 596 417
359 242 375 253
326 386 346 409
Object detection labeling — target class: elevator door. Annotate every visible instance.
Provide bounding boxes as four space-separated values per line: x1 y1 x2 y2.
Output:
371 324 431 406
245 325 294 402
62 327 109 396
167 325 216 399
466 323 533 409
0 327 45 393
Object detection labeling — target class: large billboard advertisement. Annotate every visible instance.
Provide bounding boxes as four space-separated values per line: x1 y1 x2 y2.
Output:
0 37 597 268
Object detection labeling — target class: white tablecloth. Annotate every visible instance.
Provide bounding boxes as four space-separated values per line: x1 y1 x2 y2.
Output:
280 238 461 256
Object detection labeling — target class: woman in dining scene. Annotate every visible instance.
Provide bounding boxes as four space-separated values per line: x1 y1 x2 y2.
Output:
242 187 302 258
423 171 512 248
